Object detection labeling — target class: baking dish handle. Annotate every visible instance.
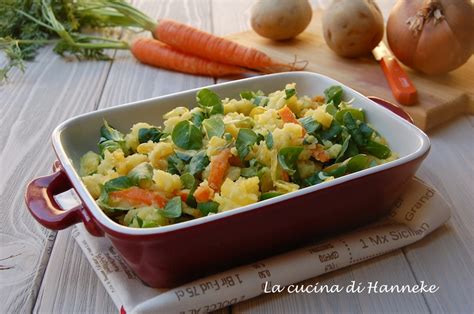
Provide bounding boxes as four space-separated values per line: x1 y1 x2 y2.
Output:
25 164 104 237
368 96 415 124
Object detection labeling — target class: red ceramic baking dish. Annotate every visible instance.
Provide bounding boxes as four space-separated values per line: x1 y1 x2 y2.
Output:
25 72 430 288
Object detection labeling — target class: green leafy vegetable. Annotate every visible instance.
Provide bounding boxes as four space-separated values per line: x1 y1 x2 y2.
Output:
369 159 378 168
202 116 225 139
285 88 296 99
128 162 153 188
325 103 338 115
142 219 159 228
324 163 347 178
131 214 143 228
335 109 365 124
138 127 162 143
103 176 134 193
240 91 255 100
172 120 203 150
343 112 366 147
191 111 205 128
363 140 391 159
303 171 324 187
162 196 182 218
196 88 223 115
224 133 233 141
298 116 321 134
180 173 197 190
265 132 273 149
346 154 370 173
359 123 374 139
319 121 342 140
344 139 360 159
97 190 130 215
236 128 258 161
197 201 219 216
189 150 210 175
324 86 343 106
240 159 266 178
167 154 186 175
180 173 198 207
260 192 282 200
278 146 304 175
101 121 124 142
98 120 128 154
335 135 351 162
98 139 121 156
175 150 194 162
240 167 257 178
254 96 269 107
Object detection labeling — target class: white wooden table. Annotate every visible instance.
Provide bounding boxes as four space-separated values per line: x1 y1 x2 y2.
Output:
1 1 473 313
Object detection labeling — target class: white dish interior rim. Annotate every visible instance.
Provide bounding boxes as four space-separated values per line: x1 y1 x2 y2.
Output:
52 71 430 236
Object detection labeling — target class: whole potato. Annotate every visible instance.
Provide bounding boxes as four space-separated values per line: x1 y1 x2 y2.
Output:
251 0 313 40
322 0 384 57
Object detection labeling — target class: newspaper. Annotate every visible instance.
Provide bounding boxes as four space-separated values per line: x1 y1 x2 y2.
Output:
63 177 450 313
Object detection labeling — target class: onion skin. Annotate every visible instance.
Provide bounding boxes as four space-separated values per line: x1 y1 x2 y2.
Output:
387 0 474 75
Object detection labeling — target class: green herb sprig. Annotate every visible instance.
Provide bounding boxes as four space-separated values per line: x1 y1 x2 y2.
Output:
0 0 140 81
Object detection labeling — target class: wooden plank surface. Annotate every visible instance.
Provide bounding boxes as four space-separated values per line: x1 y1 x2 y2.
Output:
404 116 474 312
33 228 117 313
0 48 113 313
1 0 473 313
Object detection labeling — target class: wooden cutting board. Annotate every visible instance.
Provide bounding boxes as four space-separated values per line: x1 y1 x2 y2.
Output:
225 10 474 131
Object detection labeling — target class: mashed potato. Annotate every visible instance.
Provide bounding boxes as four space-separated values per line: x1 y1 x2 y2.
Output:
80 84 395 228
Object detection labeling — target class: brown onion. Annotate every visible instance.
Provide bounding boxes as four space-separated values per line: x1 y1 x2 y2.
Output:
387 0 474 75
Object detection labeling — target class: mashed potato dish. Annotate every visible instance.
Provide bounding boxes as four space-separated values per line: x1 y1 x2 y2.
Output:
80 84 396 228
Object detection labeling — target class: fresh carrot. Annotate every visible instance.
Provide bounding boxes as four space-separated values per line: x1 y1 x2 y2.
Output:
96 2 306 72
193 185 215 203
152 19 286 71
278 105 306 136
208 149 232 191
131 38 250 77
311 145 331 163
110 187 167 208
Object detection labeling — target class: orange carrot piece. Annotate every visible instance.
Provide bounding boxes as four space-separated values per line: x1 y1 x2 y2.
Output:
311 145 331 163
131 38 249 77
153 193 168 208
278 106 306 136
278 106 299 124
193 185 215 203
176 189 190 202
110 187 167 208
208 149 232 191
154 19 286 71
